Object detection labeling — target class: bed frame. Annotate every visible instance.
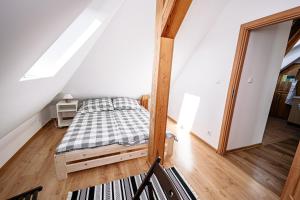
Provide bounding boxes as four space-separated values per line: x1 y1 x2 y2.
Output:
54 95 175 180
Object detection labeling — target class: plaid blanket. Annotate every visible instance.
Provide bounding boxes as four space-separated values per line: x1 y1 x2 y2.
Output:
56 107 151 154
114 108 149 145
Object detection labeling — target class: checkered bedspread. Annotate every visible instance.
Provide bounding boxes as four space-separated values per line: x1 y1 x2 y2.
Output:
114 108 149 145
56 107 151 154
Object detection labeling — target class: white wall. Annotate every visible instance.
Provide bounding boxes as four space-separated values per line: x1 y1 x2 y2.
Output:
228 22 291 150
63 0 156 99
0 106 50 167
168 0 300 148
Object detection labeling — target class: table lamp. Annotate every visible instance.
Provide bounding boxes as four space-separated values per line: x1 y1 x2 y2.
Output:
63 94 73 103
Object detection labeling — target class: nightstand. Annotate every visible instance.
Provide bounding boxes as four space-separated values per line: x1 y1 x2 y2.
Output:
56 100 78 127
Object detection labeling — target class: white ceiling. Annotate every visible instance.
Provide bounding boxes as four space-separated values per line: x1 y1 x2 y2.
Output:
172 0 228 83
62 0 230 99
63 0 155 99
281 43 300 70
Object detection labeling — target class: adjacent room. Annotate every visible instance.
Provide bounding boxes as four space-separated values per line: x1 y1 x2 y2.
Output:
224 19 300 196
1 0 300 200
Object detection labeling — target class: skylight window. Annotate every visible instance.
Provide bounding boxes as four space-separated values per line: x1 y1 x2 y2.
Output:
20 19 101 81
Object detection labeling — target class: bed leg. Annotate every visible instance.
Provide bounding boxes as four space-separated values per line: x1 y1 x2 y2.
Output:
165 136 175 159
54 154 68 180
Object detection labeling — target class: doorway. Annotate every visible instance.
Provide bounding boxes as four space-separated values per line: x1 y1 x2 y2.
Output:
217 6 300 199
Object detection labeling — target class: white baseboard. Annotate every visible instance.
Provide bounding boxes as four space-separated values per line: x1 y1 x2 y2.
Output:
0 106 51 168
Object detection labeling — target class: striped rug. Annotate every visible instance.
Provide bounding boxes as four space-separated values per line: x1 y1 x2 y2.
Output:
67 167 198 200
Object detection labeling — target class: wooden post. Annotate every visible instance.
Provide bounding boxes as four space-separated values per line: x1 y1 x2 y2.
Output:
281 141 300 200
149 37 174 163
140 95 150 110
148 0 192 164
54 154 68 180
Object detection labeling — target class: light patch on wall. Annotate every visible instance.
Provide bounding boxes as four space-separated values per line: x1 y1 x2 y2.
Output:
20 15 101 81
175 93 200 171
177 93 200 134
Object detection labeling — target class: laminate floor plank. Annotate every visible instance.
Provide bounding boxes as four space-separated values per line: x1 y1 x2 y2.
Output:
0 119 280 200
226 117 300 196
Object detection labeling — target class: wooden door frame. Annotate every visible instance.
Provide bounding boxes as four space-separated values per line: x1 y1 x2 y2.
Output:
281 141 300 200
217 6 300 155
286 28 300 54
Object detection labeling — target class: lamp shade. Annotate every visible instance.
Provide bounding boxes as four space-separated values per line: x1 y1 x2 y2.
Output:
63 94 73 101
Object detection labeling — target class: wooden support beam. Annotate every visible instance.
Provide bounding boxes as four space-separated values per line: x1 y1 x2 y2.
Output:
149 37 174 164
286 28 300 54
148 0 192 164
161 0 192 38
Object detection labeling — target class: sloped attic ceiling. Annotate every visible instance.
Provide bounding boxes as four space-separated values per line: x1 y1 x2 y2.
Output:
2 0 299 145
281 41 300 70
171 0 228 83
63 0 156 98
0 0 124 138
62 0 229 98
0 0 232 139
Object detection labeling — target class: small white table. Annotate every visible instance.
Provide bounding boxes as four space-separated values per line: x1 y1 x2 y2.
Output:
56 100 78 127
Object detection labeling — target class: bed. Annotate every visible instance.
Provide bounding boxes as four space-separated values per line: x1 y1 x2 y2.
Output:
54 96 175 180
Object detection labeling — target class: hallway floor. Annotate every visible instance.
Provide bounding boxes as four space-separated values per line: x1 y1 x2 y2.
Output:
226 117 300 196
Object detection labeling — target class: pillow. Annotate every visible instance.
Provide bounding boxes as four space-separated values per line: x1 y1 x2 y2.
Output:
81 98 114 112
113 97 140 110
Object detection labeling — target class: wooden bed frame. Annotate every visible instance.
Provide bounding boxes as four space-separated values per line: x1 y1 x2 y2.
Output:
54 95 175 180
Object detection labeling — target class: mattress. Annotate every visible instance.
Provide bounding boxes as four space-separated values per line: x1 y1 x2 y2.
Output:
56 107 150 154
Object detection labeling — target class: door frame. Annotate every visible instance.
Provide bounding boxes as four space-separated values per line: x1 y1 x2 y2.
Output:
217 6 300 155
281 141 300 200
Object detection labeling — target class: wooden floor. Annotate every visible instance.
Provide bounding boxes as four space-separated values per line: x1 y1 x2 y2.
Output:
0 119 283 200
226 117 300 196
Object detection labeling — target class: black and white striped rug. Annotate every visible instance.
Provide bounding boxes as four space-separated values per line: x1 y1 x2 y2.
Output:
67 167 198 200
